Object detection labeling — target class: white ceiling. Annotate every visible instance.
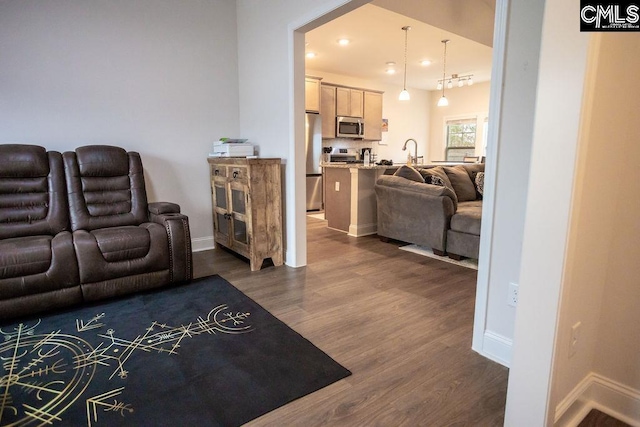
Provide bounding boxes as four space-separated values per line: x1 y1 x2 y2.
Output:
304 3 494 91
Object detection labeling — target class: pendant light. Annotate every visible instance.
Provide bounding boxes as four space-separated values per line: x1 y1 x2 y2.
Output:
399 26 411 101
437 39 450 107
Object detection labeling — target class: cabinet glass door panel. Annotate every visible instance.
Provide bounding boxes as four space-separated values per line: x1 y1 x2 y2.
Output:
216 212 229 238
215 185 227 210
233 218 247 244
231 188 246 215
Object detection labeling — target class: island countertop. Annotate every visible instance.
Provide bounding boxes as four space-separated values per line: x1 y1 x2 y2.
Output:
321 162 403 170
321 161 465 169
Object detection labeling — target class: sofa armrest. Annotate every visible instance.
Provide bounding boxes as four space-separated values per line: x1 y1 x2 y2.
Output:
149 212 192 283
375 176 457 252
148 202 181 215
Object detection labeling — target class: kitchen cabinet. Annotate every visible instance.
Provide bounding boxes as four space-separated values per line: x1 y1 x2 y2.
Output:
363 91 383 141
208 157 283 271
305 76 321 112
336 87 363 118
320 85 336 138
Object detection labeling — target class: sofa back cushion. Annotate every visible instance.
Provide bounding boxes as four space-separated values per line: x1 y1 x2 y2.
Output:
64 145 149 231
393 165 424 183
444 165 478 202
0 144 69 239
418 166 454 190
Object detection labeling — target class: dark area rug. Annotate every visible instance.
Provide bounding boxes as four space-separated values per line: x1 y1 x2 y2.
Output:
0 275 351 426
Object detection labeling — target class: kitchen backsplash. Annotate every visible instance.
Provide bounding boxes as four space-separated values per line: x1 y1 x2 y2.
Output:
323 138 377 154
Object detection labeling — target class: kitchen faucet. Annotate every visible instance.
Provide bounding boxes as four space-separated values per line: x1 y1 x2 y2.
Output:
402 138 418 164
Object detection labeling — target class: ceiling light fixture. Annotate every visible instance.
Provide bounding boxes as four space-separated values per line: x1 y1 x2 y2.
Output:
338 38 350 45
399 26 411 101
437 40 449 107
421 60 432 66
437 73 475 90
306 52 316 59
386 69 396 74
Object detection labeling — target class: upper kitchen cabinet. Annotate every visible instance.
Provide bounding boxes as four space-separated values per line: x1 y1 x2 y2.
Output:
336 87 363 118
320 85 336 139
305 76 322 112
363 91 383 141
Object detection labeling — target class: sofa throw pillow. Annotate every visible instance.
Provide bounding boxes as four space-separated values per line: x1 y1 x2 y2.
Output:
393 165 424 183
424 175 446 187
444 165 477 202
475 171 485 197
417 166 453 189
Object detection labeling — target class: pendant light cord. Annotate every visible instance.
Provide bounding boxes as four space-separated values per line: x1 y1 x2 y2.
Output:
441 40 449 98
402 26 410 90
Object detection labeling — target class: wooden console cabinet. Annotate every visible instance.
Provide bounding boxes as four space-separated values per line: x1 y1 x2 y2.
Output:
208 157 283 271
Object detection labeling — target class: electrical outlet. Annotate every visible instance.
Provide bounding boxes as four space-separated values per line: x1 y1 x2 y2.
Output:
507 282 519 307
335 182 340 191
569 321 581 358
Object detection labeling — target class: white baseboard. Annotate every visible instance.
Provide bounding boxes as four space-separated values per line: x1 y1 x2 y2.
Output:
555 372 640 426
347 222 377 237
477 330 512 368
191 236 214 252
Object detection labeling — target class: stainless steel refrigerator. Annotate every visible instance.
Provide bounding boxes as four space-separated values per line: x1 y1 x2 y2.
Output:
305 112 323 211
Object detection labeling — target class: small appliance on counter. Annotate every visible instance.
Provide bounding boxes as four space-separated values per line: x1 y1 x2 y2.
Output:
322 146 332 163
329 147 359 163
209 139 255 157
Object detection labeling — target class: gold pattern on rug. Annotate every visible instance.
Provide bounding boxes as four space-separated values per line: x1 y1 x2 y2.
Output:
0 304 253 426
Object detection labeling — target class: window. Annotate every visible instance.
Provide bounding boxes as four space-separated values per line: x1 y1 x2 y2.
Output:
445 118 477 161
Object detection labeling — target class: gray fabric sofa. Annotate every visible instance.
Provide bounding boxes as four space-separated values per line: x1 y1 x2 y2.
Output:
375 163 484 260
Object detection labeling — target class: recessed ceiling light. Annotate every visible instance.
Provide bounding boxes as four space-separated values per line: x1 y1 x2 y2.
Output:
386 69 396 74
421 60 432 66
337 38 350 45
386 61 396 66
306 52 316 58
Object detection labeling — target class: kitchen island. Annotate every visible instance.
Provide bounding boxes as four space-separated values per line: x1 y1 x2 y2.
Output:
322 162 397 237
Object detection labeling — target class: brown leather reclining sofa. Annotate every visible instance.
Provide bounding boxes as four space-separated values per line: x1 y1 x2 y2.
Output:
0 144 192 321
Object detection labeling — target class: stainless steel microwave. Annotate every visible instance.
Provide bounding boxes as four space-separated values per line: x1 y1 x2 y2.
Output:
336 116 364 138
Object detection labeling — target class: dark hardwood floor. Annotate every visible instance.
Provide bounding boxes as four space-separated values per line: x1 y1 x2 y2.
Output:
193 216 509 426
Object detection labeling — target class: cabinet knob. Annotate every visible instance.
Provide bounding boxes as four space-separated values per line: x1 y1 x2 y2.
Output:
214 169 220 176
233 171 239 179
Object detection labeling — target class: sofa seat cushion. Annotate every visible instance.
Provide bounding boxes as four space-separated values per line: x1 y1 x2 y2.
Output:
73 222 170 285
0 235 52 278
92 226 151 262
450 201 483 235
0 231 80 302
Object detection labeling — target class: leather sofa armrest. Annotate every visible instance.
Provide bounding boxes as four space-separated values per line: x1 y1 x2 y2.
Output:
149 212 192 283
148 202 181 215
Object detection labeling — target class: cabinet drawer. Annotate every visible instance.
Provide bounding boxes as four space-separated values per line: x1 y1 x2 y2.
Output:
211 164 227 178
229 166 248 184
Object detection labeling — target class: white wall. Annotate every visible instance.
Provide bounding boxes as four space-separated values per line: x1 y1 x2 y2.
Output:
590 36 640 398
427 81 490 162
505 0 592 424
306 68 430 164
0 0 239 248
236 0 369 267
551 33 640 424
